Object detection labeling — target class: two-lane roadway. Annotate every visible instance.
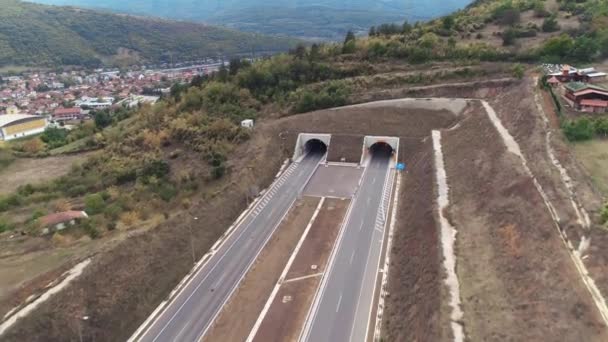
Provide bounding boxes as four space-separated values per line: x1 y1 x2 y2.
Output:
135 150 325 342
300 148 393 342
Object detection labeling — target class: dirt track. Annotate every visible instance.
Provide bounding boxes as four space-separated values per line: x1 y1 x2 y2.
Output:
0 153 92 195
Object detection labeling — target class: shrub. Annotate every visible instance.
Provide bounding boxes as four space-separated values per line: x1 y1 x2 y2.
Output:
512 64 525 79
140 160 170 181
154 182 178 202
562 118 595 141
84 193 105 215
601 203 608 225
120 211 140 227
104 203 123 220
81 220 100 239
292 81 351 113
542 15 560 33
22 138 45 154
211 164 226 179
0 218 13 233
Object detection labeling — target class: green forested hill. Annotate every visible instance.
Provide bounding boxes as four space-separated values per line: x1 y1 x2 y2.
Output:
0 0 298 68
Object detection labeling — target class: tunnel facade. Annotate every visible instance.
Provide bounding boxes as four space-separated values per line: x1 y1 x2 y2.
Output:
293 133 331 161
361 136 399 165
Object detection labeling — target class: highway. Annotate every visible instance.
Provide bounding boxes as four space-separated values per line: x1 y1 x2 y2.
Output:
134 150 325 342
300 148 393 342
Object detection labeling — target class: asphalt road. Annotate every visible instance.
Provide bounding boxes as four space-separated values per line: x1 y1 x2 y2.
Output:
135 151 324 342
301 150 392 342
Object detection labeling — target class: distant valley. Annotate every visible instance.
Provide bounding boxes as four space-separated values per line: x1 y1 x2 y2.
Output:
29 0 473 40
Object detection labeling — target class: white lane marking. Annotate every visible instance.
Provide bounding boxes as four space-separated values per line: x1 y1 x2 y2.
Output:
299 162 373 342
283 272 324 284
195 154 324 342
372 177 376 185
350 251 356 265
374 227 383 234
359 221 364 231
246 197 326 342
150 157 319 342
336 293 343 313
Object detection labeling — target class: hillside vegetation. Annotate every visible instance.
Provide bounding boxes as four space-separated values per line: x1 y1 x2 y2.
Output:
0 0 298 67
32 0 472 41
363 0 608 64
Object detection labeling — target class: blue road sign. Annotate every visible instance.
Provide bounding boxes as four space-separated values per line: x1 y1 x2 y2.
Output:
397 163 406 171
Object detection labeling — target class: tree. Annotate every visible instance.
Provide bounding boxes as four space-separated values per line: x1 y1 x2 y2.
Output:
292 44 307 59
309 43 321 61
94 110 113 129
503 28 518 46
344 30 356 44
569 37 600 62
562 118 594 141
540 34 574 60
369 26 376 37
229 58 243 75
84 193 105 215
402 21 413 34
443 16 455 30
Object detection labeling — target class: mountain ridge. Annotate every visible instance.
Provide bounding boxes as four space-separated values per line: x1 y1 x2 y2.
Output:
0 0 299 68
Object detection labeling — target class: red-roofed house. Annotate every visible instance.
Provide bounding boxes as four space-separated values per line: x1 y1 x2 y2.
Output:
547 76 560 87
39 210 88 234
564 82 608 113
53 107 83 121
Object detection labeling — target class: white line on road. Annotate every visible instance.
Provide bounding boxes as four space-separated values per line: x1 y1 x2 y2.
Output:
350 251 356 264
283 272 324 284
336 294 343 313
359 221 364 231
246 197 326 342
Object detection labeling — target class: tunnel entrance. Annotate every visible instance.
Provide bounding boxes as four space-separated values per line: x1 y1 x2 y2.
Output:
305 139 328 156
369 142 394 158
293 133 331 161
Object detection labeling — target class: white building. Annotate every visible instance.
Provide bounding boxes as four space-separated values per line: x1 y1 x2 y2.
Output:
0 114 48 141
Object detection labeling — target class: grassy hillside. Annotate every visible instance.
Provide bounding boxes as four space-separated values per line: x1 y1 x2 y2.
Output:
0 0 298 67
364 0 607 64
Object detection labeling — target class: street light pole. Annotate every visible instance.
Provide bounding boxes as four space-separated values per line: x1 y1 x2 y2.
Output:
190 217 198 264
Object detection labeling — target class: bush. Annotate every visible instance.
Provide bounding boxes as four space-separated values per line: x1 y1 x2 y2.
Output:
153 182 178 202
84 193 105 215
292 81 351 113
104 203 123 220
140 160 170 181
40 127 68 149
211 164 226 179
81 220 100 239
0 218 14 233
542 15 560 33
562 118 595 141
512 64 525 79
601 203 608 225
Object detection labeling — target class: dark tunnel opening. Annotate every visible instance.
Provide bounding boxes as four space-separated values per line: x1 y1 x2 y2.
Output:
369 142 394 158
305 139 328 155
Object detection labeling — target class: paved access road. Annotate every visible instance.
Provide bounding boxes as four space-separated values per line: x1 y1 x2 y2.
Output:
301 150 393 342
135 151 324 342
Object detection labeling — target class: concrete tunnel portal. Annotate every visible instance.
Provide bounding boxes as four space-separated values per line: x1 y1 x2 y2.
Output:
293 133 331 161
361 136 399 165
